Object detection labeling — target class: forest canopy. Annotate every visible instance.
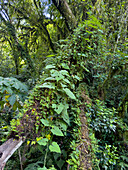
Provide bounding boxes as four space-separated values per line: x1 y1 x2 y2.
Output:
0 0 128 169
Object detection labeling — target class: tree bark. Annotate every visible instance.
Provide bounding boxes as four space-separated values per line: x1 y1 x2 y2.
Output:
52 0 77 31
77 89 92 169
78 106 92 170
0 138 24 170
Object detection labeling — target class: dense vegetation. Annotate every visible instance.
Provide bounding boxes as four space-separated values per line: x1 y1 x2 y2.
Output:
0 0 128 169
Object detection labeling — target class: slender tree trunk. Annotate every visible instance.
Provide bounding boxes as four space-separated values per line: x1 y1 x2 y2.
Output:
41 23 56 53
52 0 77 31
13 54 19 75
15 57 19 75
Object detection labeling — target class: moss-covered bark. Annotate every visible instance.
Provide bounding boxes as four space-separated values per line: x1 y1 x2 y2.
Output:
77 86 92 169
52 0 77 31
78 106 92 170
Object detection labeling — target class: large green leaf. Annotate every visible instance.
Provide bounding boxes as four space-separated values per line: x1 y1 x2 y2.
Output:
12 81 20 89
59 70 69 76
3 79 10 86
38 83 55 89
6 87 13 94
49 142 61 153
8 94 16 106
20 83 28 92
56 120 68 131
60 63 69 69
0 81 3 85
54 103 65 114
45 77 55 81
62 107 70 125
51 126 64 136
37 138 48 146
45 65 55 69
41 119 50 126
56 75 64 82
63 79 70 84
63 88 76 100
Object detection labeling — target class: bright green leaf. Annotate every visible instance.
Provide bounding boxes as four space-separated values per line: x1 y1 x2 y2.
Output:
63 88 76 100
38 83 55 89
51 126 64 136
49 142 61 153
41 119 50 126
37 138 48 146
46 54 55 58
55 103 64 114
46 65 55 69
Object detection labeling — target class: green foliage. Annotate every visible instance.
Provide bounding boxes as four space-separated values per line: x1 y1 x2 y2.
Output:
99 144 119 169
0 76 28 109
86 100 128 169
8 62 80 169
1 1 128 169
67 141 80 170
90 100 120 135
49 142 61 153
0 76 28 141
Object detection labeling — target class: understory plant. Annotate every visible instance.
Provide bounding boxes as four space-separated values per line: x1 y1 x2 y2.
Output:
0 77 28 142
86 100 128 169
8 63 81 169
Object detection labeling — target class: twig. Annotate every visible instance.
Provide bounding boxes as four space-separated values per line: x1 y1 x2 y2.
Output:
18 149 23 170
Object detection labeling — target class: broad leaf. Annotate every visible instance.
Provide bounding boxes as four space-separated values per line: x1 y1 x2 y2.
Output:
49 142 61 153
38 83 55 89
44 77 55 81
37 138 48 146
3 80 10 86
62 107 70 125
45 65 55 69
51 126 64 136
74 75 80 80
41 119 50 126
55 103 64 114
59 70 69 76
6 87 13 94
63 88 76 100
61 63 69 69
63 79 70 84
56 120 68 131
8 94 16 106
12 81 20 89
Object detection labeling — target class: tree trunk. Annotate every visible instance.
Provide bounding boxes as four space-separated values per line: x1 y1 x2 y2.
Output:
52 0 77 31
77 89 92 169
78 106 92 170
13 54 19 75
40 23 56 53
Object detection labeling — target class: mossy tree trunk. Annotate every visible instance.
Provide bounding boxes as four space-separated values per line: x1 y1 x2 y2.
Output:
52 0 77 31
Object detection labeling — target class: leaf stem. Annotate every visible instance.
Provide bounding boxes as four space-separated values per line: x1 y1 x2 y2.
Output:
44 142 49 167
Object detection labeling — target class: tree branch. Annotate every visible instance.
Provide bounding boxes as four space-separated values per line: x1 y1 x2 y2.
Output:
0 138 24 170
52 0 77 31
